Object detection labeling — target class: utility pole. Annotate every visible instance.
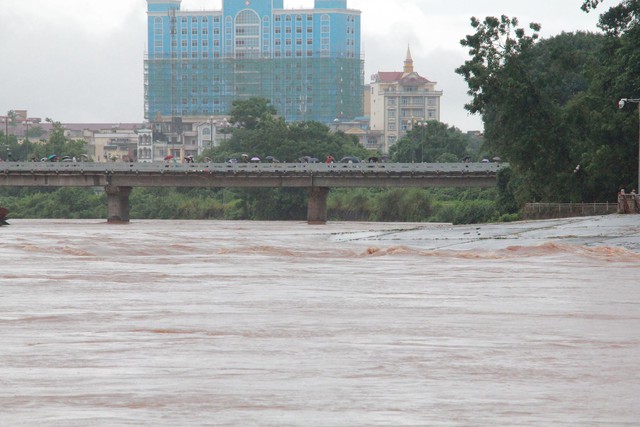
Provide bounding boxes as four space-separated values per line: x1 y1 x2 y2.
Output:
618 98 640 192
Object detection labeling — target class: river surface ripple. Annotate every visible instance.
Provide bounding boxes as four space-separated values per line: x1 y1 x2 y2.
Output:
1 219 639 426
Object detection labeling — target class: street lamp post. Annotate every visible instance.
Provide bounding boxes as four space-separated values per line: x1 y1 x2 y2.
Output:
24 119 31 143
618 98 640 192
2 116 7 146
209 116 214 149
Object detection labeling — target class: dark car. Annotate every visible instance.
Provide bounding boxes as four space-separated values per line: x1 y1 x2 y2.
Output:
339 156 360 163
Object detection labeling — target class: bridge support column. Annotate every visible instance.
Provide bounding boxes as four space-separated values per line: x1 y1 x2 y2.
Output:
105 185 132 223
307 187 330 225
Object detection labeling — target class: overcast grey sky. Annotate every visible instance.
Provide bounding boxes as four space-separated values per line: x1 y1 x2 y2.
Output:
0 0 602 132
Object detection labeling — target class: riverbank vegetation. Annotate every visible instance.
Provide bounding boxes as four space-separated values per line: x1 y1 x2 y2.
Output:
0 186 503 225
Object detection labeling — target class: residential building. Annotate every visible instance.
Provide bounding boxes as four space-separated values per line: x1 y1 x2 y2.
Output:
145 0 364 128
329 116 383 152
369 46 443 153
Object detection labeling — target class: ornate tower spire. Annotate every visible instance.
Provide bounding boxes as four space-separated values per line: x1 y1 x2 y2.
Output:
403 45 414 74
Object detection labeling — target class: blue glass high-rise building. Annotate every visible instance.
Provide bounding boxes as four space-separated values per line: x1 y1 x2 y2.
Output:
145 0 363 124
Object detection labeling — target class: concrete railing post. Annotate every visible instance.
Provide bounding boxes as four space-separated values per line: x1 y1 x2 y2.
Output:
105 185 132 223
307 187 330 225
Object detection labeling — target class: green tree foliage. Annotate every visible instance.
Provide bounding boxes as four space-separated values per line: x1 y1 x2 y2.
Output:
374 189 433 222
207 97 369 163
1 117 88 161
0 188 105 219
389 120 470 163
29 119 89 161
455 10 640 204
229 97 277 130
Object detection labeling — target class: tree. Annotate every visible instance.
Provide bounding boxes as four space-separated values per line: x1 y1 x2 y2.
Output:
229 97 277 130
455 14 617 204
389 120 469 163
28 119 88 161
581 0 640 34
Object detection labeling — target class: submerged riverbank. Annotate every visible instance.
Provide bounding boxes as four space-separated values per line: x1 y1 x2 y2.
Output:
329 214 640 253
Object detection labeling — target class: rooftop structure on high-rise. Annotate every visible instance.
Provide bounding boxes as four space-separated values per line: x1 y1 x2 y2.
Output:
145 0 364 125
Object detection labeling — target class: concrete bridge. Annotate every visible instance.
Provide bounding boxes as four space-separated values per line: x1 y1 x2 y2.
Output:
0 161 505 224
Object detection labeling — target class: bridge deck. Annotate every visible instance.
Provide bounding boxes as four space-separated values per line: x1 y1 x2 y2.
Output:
1 161 504 189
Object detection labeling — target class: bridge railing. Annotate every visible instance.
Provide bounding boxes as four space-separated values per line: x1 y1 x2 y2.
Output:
1 161 505 175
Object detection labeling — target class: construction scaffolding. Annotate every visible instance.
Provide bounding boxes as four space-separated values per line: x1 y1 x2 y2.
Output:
144 54 364 124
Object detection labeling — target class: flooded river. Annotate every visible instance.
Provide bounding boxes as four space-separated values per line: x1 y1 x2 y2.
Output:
1 218 639 426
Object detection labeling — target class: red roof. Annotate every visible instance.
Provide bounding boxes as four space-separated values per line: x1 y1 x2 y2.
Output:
376 72 404 83
374 71 432 85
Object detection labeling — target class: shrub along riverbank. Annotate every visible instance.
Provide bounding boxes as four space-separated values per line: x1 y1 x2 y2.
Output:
0 186 513 225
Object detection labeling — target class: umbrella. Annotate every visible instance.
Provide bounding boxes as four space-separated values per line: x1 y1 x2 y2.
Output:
492 156 501 162
48 154 58 161
251 156 260 162
164 155 174 161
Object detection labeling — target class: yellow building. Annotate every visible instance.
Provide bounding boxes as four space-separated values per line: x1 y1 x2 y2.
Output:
369 46 443 153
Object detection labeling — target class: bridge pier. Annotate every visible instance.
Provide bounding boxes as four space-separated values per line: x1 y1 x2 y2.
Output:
307 187 330 225
105 185 132 223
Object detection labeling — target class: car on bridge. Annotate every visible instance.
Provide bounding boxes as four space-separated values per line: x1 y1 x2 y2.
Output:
339 156 361 163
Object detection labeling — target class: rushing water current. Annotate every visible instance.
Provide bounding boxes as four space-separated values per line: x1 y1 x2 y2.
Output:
1 218 639 426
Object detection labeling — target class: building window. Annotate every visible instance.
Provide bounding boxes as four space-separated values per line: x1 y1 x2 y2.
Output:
235 10 260 58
